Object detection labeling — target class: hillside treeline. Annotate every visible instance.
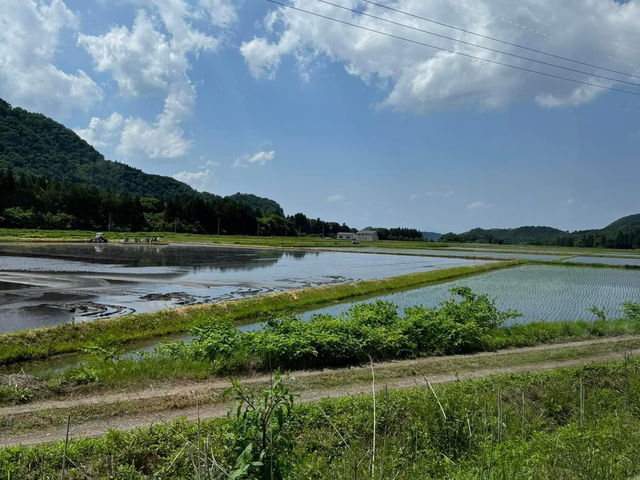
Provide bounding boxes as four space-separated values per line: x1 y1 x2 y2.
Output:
373 227 424 240
441 223 640 250
0 169 351 236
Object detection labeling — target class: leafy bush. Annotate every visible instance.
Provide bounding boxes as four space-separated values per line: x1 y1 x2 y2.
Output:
169 287 520 372
65 366 100 385
623 302 640 322
0 385 32 404
224 371 296 479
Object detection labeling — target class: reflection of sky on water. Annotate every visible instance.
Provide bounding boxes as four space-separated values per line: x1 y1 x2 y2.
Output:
0 243 488 332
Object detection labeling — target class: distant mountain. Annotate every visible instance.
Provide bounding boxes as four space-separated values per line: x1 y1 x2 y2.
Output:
442 226 566 245
442 217 640 249
421 231 442 241
228 193 284 216
603 214 640 232
0 99 197 201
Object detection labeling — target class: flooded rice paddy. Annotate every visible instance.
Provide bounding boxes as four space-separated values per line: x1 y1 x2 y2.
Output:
299 265 640 325
322 246 640 265
0 243 487 333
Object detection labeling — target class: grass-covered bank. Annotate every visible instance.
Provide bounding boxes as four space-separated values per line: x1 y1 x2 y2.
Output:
0 228 451 249
2 289 639 407
2 228 639 257
2 359 640 479
0 261 521 366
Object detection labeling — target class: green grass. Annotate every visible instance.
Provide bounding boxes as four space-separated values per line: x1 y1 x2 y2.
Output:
2 227 638 257
0 261 522 366
0 228 449 249
3 358 640 479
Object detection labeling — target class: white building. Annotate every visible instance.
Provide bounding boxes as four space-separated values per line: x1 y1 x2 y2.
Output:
356 230 379 242
337 232 355 240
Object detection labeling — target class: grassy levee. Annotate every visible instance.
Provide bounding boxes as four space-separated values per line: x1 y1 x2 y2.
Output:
3 358 640 478
0 260 523 366
0 228 447 249
3 227 639 258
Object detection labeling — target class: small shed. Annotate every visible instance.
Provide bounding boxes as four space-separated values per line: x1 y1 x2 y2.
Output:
337 232 356 240
356 230 379 242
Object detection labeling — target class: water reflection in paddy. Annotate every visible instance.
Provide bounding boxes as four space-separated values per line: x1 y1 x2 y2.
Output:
0 243 488 332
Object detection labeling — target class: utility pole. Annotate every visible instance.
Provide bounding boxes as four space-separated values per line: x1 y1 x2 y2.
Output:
108 213 112 233
217 217 221 235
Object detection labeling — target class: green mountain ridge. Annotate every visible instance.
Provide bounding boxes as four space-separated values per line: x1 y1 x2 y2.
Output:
443 217 640 249
0 98 283 214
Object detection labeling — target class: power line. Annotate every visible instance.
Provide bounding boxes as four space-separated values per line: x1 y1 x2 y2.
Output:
311 0 640 88
265 0 640 98
358 0 640 81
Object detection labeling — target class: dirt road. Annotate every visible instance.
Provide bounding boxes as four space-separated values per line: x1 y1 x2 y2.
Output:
3 335 639 448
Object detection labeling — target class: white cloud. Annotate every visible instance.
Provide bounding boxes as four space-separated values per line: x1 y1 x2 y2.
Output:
467 201 493 211
78 10 183 98
198 0 238 27
0 0 103 116
566 198 575 205
74 113 124 149
173 168 212 191
76 0 237 160
327 194 345 202
117 85 195 159
408 193 419 200
242 0 640 112
234 150 276 167
427 190 455 198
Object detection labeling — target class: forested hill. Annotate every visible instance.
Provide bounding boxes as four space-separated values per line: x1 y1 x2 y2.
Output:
442 217 640 249
604 214 640 232
0 98 196 201
0 98 351 236
441 226 566 245
228 193 284 216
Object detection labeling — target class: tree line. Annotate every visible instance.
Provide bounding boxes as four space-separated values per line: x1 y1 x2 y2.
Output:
441 227 640 250
0 169 352 236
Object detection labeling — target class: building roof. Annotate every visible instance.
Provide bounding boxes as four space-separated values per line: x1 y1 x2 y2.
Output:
357 230 377 234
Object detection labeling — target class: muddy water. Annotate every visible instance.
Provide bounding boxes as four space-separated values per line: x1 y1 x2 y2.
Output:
0 243 488 333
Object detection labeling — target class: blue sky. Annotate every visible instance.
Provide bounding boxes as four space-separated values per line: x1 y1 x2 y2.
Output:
1 0 639 233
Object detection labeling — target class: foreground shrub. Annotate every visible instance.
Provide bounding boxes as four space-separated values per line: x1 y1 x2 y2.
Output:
168 287 520 371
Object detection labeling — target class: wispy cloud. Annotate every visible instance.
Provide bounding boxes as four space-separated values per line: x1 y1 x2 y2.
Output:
467 201 493 212
408 193 419 201
426 190 454 198
172 168 212 191
566 198 575 205
233 150 275 167
327 194 345 203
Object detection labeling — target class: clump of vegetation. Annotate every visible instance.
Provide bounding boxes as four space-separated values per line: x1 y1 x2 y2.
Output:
223 372 296 479
624 301 640 322
164 286 520 372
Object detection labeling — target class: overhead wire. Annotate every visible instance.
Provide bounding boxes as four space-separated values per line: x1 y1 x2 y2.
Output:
358 0 640 81
264 0 640 97
310 0 640 88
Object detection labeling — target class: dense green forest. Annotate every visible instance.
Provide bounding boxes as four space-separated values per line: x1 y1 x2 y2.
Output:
0 98 356 236
0 169 353 235
228 192 284 216
442 218 640 249
370 227 424 240
0 99 197 201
